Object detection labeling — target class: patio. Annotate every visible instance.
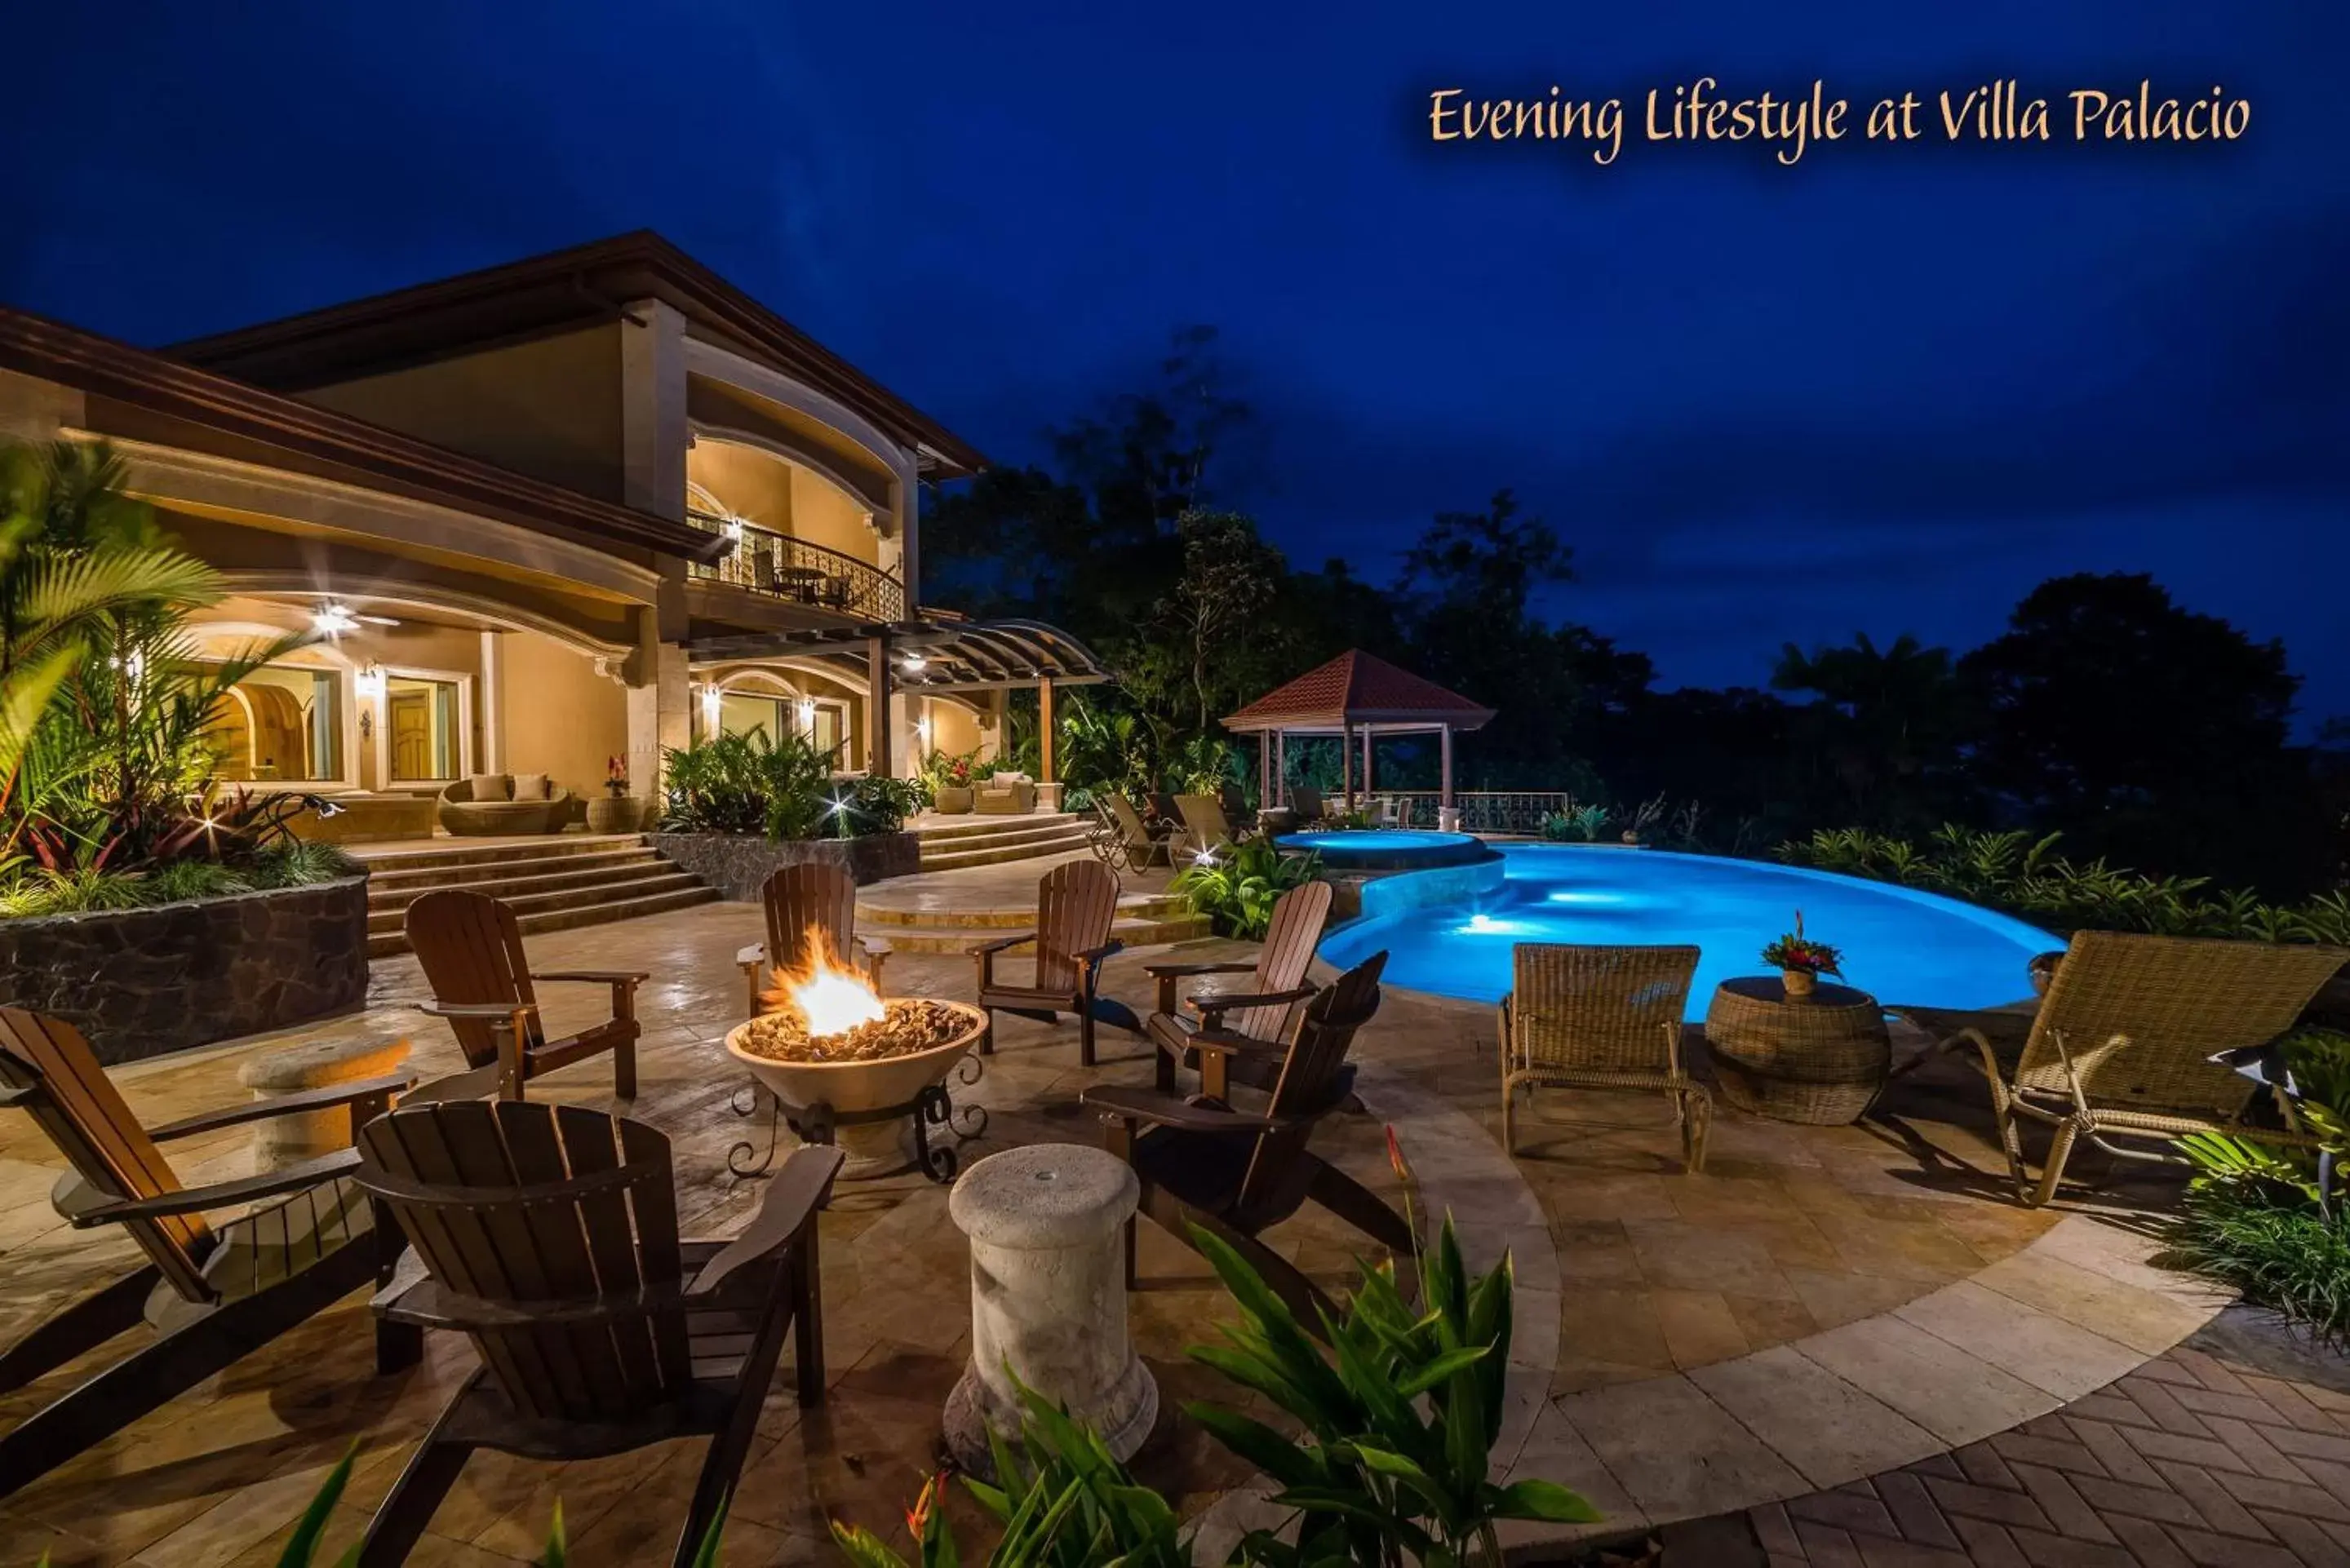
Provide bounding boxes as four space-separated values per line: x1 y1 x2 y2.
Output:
0 871 2251 1565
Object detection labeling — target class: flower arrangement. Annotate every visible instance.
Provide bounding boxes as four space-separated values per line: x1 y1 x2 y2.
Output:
1761 910 1842 998
604 755 629 798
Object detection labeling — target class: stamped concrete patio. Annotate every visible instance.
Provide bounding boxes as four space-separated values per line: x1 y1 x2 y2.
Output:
0 862 2257 1566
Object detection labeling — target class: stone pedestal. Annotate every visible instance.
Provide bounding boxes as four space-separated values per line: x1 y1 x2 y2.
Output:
1038 782 1065 813
943 1143 1158 1473
1437 806 1463 833
237 1035 411 1171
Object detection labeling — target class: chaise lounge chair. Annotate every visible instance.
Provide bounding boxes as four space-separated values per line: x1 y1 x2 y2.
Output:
1969 930 2349 1206
1173 792 1237 857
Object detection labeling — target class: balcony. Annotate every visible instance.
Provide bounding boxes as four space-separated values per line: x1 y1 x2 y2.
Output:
685 507 905 624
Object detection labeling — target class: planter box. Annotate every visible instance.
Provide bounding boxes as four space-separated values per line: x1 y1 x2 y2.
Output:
0 875 370 1065
933 786 975 814
650 831 920 900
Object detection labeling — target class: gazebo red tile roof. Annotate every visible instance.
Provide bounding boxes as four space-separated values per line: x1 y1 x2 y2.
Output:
1221 650 1496 733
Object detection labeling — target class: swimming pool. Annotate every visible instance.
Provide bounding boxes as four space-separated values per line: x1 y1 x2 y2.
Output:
1315 844 2056 1017
1275 829 1492 870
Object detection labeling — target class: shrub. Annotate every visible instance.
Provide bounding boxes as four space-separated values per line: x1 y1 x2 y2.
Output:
658 729 833 839
2168 1187 2350 1349
1173 836 1320 939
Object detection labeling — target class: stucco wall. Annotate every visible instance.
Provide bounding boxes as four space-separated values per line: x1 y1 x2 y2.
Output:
927 697 983 758
297 325 626 502
501 632 630 801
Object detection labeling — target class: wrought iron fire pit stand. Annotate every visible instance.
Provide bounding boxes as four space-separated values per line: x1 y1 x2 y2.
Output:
726 1052 988 1183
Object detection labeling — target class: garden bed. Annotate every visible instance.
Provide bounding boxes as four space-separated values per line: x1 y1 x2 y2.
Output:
650 831 920 899
0 874 370 1063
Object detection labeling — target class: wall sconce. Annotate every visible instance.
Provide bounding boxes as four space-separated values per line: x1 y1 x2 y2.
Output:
796 697 817 731
699 684 724 731
917 714 933 745
354 663 386 700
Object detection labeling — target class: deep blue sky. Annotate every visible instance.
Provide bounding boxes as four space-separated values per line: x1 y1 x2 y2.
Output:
6 2 2341 720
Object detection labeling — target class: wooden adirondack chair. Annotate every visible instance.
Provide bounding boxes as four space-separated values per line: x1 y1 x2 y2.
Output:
1083 952 1409 1335
1144 880 1332 1100
350 1100 842 1568
973 858 1138 1066
404 888 646 1101
0 1008 420 1495
735 862 889 1017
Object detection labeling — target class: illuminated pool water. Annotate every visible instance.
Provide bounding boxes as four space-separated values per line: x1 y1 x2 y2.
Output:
1274 829 1490 869
1315 844 2056 1018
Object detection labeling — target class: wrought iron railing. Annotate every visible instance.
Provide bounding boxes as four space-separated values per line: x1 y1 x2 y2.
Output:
685 508 905 624
1349 791 1569 834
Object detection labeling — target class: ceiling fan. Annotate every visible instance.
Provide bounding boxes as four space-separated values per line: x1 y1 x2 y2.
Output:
312 601 401 636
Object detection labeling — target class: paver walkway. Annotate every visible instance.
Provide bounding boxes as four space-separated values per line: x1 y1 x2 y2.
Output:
1732 1308 2350 1566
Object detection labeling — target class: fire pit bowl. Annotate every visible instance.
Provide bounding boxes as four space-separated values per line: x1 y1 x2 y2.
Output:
724 999 987 1180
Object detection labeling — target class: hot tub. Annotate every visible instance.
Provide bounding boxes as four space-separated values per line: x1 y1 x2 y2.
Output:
1274 828 1492 870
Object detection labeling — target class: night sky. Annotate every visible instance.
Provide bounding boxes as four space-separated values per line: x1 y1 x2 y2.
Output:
6 2 2341 721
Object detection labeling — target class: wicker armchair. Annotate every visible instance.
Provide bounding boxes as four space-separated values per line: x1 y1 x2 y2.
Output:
1971 930 2350 1207
1499 943 1708 1172
976 773 1038 814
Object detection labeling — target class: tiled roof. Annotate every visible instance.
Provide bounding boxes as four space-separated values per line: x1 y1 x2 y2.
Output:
1222 650 1496 729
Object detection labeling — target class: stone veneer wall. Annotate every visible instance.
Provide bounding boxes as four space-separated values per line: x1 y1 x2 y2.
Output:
1325 853 1510 923
650 831 920 900
0 875 370 1064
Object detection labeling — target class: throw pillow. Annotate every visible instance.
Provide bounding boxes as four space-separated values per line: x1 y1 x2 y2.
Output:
464 773 512 802
512 773 552 801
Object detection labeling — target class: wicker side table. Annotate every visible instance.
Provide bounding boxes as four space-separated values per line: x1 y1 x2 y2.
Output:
1703 977 1891 1125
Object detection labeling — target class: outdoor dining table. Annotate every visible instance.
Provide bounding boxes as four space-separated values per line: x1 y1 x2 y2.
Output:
1702 976 1892 1124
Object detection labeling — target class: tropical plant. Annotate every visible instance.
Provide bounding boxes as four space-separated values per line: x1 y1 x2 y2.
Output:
658 729 835 839
1164 732 1241 797
923 746 983 793
832 1375 1193 1568
1057 697 1159 799
1536 799 1609 843
1183 1205 1596 1566
1759 911 1842 977
836 775 925 838
1173 836 1320 940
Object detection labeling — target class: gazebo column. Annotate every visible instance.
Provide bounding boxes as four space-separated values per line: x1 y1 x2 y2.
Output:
1362 728 1375 799
1341 720 1355 808
1439 725 1460 832
1275 731 1286 798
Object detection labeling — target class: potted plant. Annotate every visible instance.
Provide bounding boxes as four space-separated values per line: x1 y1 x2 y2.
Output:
927 747 978 814
1760 910 1842 999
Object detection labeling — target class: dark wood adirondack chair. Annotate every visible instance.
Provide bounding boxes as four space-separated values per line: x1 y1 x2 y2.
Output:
735 862 889 1017
405 888 646 1101
350 1100 842 1568
0 1008 420 1494
1083 951 1411 1334
1145 879 1332 1100
973 858 1138 1066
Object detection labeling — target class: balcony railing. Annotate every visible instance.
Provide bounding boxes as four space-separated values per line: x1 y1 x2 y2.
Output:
1340 791 1569 835
685 508 905 624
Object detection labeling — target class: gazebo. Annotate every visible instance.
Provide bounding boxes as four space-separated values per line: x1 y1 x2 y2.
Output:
1221 649 1496 817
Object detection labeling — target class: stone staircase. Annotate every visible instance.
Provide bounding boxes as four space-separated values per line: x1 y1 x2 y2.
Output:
857 886 1212 955
361 835 718 959
911 812 1093 871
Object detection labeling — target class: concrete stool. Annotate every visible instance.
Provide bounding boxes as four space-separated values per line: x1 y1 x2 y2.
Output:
237 1035 411 1171
943 1143 1159 1473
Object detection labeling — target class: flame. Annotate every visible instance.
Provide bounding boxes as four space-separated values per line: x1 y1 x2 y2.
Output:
763 925 885 1037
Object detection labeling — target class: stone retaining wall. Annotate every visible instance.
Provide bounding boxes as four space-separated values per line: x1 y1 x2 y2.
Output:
0 875 370 1064
650 831 921 900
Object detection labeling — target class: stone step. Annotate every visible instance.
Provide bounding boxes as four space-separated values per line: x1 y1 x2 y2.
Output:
911 812 1082 844
366 848 663 896
871 911 1213 955
366 870 706 934
357 834 648 875
858 889 1195 932
370 884 721 959
916 820 1091 853
918 829 1093 871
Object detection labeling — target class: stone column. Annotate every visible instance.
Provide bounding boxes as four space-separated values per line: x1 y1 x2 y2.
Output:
944 1144 1158 1473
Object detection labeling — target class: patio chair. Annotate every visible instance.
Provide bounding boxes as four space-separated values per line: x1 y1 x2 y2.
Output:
1289 786 1327 822
1104 794 1173 870
1145 880 1332 1100
1970 930 2349 1207
973 858 1139 1067
404 888 646 1101
349 1099 840 1568
1084 951 1411 1335
736 862 889 1018
0 1008 420 1494
1173 792 1236 857
1499 943 1709 1172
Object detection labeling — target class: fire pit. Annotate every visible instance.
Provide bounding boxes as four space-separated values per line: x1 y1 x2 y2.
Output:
722 934 988 1181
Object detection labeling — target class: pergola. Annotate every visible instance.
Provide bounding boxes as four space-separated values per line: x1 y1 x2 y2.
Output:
1220 649 1496 812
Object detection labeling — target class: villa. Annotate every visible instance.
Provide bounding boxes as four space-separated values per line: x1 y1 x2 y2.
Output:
0 232 1100 831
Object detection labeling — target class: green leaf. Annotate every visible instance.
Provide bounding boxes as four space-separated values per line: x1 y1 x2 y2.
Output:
533 1500 566 1568
1393 1344 1492 1402
1487 1477 1603 1523
828 1521 914 1568
1182 1402 1328 1490
688 1492 729 1568
275 1444 358 1568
